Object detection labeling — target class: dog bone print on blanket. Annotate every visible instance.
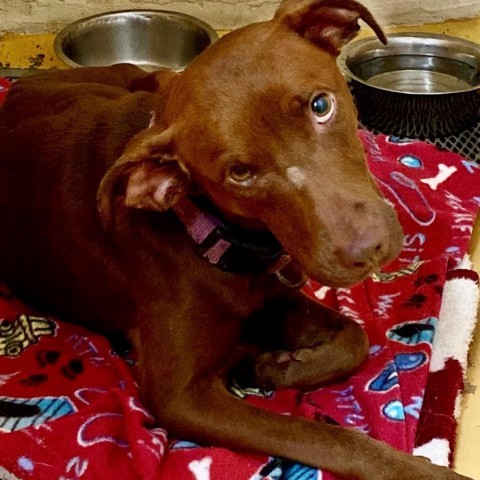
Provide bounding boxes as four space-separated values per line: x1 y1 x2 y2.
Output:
0 80 479 480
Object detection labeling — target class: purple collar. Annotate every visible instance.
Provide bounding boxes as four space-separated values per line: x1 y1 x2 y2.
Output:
172 197 306 287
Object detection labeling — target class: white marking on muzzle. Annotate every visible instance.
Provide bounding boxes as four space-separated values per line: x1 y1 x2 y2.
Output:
286 166 306 189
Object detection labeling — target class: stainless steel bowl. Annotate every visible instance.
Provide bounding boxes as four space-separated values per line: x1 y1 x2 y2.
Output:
54 10 218 72
339 33 480 137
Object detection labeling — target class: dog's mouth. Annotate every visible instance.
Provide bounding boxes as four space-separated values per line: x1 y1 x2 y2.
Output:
309 263 378 288
174 195 398 288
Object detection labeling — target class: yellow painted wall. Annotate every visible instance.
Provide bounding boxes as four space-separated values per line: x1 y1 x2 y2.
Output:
2 16 480 70
1 0 480 34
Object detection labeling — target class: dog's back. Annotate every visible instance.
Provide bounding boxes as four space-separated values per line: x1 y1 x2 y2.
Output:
0 65 155 330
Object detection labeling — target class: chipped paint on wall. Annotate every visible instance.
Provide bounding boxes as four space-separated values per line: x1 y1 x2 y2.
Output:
0 0 480 34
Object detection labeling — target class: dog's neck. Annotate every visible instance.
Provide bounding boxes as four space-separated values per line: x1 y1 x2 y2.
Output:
173 195 285 274
172 196 306 287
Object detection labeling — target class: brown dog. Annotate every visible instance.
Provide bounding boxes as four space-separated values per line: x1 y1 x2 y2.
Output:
0 1 473 479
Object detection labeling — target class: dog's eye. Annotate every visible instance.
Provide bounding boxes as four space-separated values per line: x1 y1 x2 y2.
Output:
311 94 335 123
228 164 255 184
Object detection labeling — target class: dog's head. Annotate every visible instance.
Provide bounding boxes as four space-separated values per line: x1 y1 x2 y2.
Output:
99 0 403 287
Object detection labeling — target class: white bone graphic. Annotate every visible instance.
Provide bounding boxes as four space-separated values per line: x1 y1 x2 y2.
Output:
314 286 331 300
189 457 212 480
420 164 457 191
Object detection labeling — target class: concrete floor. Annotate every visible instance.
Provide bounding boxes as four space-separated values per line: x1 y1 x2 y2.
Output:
0 17 479 478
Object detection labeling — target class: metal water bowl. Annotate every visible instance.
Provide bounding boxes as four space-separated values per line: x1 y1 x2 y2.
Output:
339 33 480 137
54 9 218 72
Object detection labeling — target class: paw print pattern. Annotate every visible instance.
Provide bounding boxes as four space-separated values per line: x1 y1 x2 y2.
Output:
414 274 439 288
19 374 48 387
36 350 61 367
402 293 427 309
18 350 85 386
403 274 443 309
414 273 443 296
60 359 84 380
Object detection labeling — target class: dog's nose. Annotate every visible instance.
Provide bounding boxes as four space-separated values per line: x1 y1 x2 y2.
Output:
337 233 387 270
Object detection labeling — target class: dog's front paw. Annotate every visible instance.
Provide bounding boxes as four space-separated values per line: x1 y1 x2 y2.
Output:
254 341 363 391
254 349 312 389
253 346 335 391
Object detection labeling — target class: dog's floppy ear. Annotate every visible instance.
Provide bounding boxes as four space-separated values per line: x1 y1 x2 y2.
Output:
97 126 190 230
275 0 386 55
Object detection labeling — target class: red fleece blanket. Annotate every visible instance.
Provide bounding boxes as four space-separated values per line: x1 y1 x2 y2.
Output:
0 78 479 480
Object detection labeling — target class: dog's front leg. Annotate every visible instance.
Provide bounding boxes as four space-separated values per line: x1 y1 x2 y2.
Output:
131 306 471 480
241 292 369 391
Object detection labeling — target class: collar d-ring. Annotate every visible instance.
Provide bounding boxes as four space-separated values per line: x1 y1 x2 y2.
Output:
275 261 308 289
